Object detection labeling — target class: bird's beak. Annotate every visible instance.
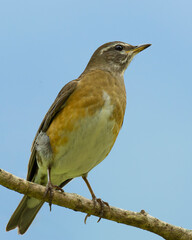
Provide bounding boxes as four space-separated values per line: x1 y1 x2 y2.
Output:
127 44 151 54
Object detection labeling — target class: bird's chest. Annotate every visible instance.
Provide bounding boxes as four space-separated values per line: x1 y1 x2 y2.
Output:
48 91 117 180
46 73 126 183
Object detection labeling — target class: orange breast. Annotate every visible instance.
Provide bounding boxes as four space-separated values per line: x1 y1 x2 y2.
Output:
46 70 126 156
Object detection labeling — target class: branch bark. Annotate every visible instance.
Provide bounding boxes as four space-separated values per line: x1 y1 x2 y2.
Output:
0 168 191 240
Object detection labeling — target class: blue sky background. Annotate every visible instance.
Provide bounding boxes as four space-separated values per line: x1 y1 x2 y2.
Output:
1 0 192 239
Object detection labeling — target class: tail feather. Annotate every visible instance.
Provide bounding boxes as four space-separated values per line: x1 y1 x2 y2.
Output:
6 178 73 234
6 196 44 234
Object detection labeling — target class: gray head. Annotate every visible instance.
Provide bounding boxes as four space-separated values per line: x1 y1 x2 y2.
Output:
84 41 151 77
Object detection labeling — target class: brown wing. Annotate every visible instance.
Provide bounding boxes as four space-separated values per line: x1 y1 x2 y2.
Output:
27 79 79 181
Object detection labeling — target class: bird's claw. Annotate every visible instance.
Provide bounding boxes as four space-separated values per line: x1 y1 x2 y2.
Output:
95 198 109 222
44 182 64 211
84 197 110 224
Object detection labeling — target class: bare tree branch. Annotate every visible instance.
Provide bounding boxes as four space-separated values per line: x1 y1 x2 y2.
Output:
0 168 191 239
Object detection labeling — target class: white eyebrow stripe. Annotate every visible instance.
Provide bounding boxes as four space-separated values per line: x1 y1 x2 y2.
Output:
99 43 131 55
99 45 112 54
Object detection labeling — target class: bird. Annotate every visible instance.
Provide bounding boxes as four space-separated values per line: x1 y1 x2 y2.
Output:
6 41 151 234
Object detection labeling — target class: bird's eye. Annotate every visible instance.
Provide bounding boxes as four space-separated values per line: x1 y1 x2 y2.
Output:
115 45 124 51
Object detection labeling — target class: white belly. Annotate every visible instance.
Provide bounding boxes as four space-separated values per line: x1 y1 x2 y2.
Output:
51 92 116 185
29 94 116 208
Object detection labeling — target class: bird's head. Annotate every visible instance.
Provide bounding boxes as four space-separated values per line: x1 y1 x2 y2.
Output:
84 41 151 77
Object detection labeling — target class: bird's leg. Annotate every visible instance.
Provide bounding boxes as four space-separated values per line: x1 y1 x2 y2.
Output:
82 176 109 223
36 132 63 210
44 167 64 211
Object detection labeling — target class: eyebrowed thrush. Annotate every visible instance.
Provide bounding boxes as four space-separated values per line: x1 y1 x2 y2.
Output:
6 41 151 234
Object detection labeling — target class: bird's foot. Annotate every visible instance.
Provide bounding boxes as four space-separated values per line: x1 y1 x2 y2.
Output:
84 197 110 224
44 182 64 211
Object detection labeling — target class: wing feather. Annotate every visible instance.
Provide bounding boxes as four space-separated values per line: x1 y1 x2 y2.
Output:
27 80 79 181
